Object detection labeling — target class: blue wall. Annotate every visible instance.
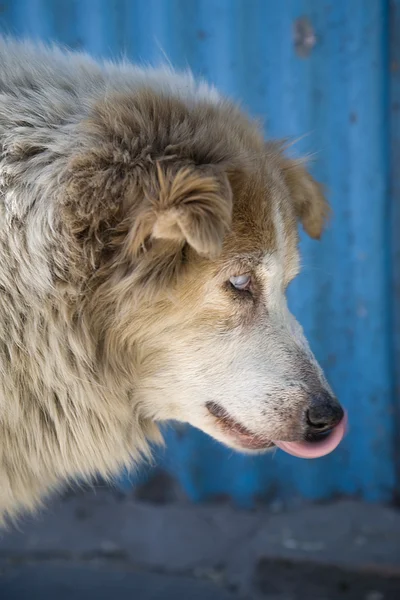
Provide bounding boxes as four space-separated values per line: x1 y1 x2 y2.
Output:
1 0 398 506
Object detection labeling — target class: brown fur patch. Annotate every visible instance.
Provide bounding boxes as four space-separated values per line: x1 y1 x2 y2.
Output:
60 89 266 292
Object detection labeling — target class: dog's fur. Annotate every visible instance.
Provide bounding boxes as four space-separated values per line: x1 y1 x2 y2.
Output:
0 38 334 523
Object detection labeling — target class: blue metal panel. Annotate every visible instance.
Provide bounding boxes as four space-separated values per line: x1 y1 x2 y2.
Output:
0 0 397 505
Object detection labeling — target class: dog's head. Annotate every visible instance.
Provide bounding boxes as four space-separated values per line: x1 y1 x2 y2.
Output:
62 89 345 458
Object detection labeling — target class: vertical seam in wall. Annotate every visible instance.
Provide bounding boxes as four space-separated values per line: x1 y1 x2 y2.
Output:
389 0 400 501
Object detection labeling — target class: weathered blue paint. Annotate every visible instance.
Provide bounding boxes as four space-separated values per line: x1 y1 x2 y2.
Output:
0 0 397 505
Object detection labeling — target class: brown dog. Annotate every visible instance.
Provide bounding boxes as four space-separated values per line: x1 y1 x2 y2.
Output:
0 38 345 523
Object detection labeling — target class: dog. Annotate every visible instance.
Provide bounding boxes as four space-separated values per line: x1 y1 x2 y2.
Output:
0 37 345 523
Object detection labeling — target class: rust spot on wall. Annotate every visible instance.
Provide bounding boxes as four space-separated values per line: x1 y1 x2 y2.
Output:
293 17 316 58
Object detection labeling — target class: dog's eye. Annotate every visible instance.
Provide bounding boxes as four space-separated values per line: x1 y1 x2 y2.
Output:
229 274 251 291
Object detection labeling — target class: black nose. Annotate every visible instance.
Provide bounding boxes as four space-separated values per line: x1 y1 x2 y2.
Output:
306 392 344 433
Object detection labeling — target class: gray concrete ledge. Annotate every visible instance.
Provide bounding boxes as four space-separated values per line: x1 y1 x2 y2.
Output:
0 488 399 599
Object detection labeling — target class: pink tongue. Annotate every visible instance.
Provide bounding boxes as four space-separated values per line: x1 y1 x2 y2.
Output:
273 411 348 459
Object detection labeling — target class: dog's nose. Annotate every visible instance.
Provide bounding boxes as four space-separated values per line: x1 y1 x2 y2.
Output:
306 392 344 433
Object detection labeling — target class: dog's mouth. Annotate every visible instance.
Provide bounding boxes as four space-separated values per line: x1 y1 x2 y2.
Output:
205 402 347 458
205 401 275 450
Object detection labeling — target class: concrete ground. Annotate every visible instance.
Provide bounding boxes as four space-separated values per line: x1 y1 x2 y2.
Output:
0 483 399 599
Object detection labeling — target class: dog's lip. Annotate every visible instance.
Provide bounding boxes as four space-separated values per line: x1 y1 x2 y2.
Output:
206 402 273 450
206 402 348 457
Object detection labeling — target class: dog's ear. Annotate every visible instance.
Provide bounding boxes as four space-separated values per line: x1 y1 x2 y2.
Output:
130 163 233 259
281 159 329 240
